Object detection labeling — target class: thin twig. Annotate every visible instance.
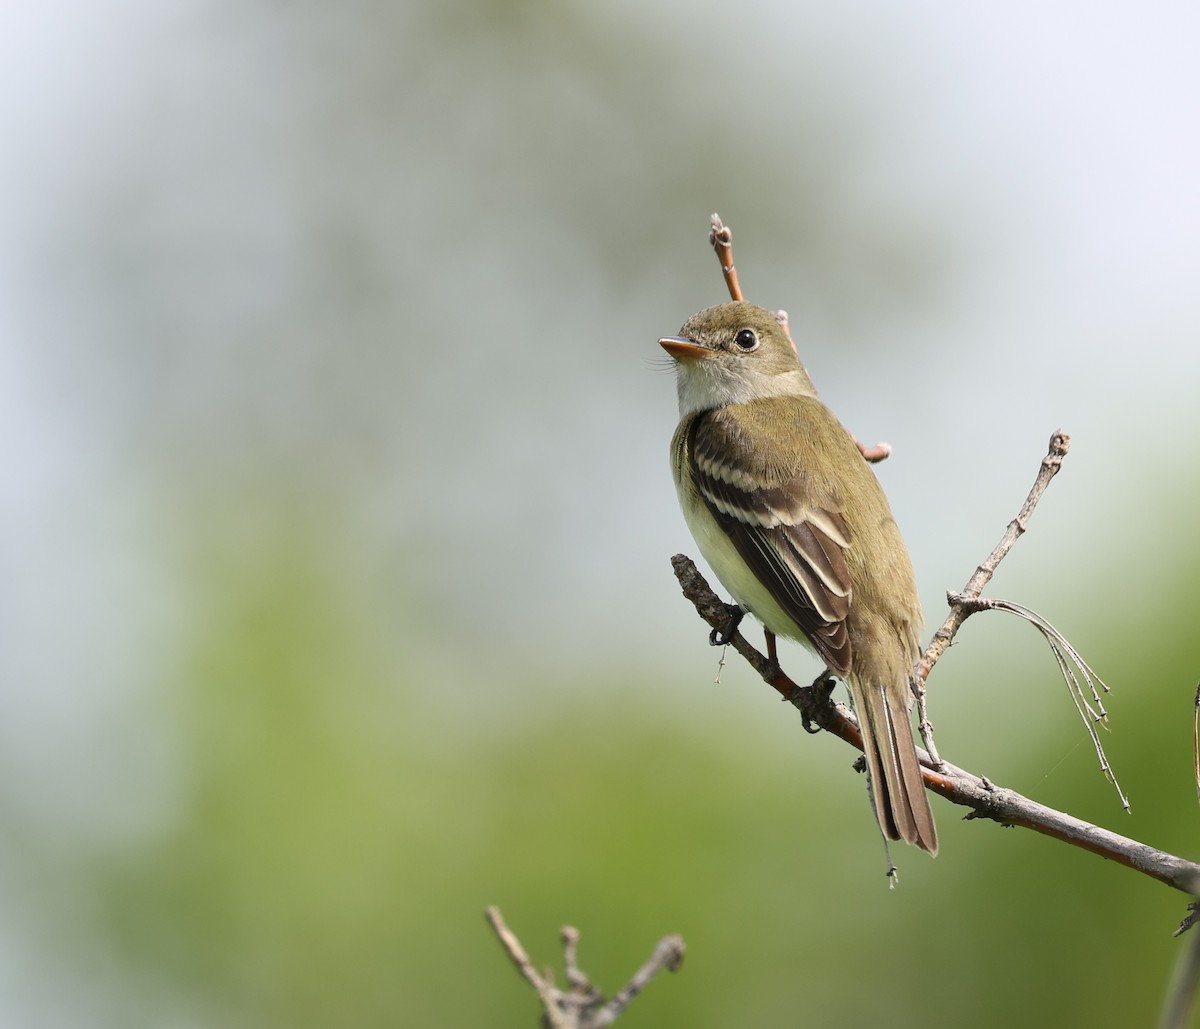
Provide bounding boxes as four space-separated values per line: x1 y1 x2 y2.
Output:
915 430 1071 687
772 306 800 357
852 435 892 464
709 214 744 302
485 907 684 1028
485 906 569 1027
670 555 1200 896
593 935 686 1027
948 594 1127 809
710 214 887 459
911 431 1069 764
562 926 592 993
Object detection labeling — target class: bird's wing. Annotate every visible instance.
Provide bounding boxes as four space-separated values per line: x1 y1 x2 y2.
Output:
688 406 853 675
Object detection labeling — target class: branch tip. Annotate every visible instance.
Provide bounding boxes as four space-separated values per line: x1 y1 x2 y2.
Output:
708 212 744 301
918 430 1073 684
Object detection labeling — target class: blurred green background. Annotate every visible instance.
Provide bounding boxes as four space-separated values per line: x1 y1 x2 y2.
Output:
3 1 1200 1026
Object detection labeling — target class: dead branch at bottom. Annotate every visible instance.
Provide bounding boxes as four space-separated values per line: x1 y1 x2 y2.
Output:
485 906 684 1028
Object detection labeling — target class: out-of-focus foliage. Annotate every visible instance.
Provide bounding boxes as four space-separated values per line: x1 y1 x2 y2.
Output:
3 0 1200 1026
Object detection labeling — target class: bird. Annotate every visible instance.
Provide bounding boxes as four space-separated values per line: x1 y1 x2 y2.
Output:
660 300 937 855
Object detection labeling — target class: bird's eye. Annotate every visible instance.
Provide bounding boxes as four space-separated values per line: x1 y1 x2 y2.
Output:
734 328 759 351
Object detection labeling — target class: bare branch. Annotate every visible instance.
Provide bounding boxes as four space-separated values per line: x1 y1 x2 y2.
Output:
485 906 568 1026
671 554 798 699
771 306 800 357
710 215 888 460
562 926 592 994
909 430 1071 767
852 436 892 464
485 907 684 1028
669 555 1200 896
708 213 744 302
590 935 686 1027
915 429 1071 685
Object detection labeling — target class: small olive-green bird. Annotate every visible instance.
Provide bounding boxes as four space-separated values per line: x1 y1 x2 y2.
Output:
661 301 937 855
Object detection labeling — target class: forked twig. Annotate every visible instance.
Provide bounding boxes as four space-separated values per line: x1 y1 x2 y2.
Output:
911 430 1071 766
485 906 684 1028
916 430 1072 686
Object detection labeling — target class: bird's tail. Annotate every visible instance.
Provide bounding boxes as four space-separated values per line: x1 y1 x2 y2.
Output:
851 677 938 856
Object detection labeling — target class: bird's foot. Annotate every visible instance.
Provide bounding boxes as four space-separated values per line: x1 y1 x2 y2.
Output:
708 603 744 647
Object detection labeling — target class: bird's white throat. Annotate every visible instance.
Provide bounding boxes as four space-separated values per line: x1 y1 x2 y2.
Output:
675 361 815 417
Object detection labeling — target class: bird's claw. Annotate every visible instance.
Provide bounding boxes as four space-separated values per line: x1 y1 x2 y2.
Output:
708 603 745 646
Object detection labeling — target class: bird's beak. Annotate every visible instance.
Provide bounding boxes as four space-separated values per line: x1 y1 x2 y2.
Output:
658 336 713 362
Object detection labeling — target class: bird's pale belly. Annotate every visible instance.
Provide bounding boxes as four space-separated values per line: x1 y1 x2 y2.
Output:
680 485 819 659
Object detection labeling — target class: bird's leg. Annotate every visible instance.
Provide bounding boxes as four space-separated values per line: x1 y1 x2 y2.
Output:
760 629 783 684
708 603 744 646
